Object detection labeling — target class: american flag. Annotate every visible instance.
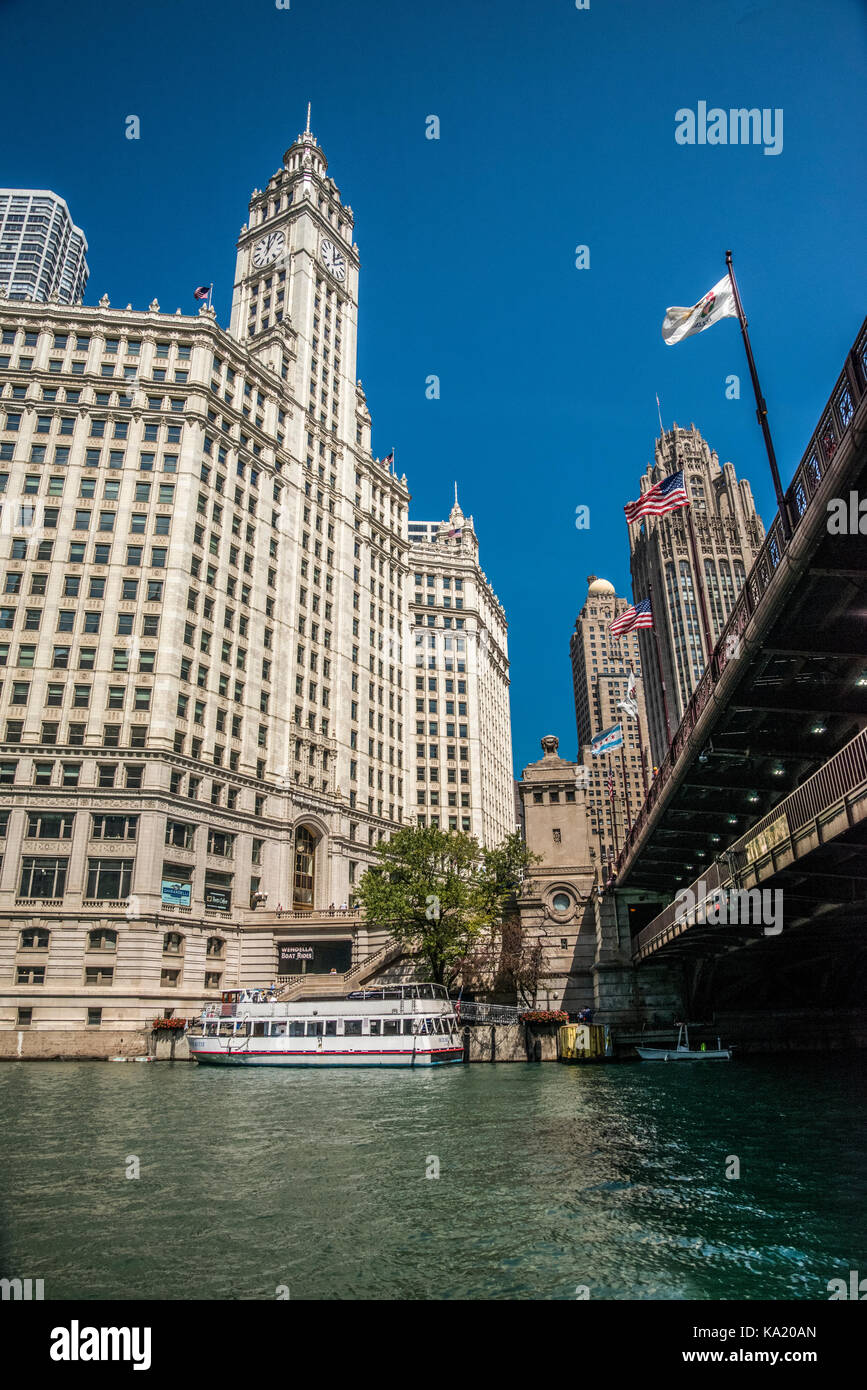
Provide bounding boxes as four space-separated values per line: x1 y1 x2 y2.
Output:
624 469 689 523
382 451 394 467
193 285 210 301
610 597 653 638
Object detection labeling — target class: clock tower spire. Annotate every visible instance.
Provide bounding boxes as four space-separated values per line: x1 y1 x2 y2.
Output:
228 124 360 423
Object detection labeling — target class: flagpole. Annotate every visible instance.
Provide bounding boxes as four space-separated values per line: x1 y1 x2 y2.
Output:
725 249 790 540
618 742 632 834
684 503 715 659
633 673 650 796
208 283 213 311
608 754 620 858
647 580 673 747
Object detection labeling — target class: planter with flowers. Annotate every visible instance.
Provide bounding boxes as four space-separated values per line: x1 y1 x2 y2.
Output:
519 1009 569 1024
151 1017 188 1031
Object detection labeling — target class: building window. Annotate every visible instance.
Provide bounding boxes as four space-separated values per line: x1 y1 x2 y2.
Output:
293 825 317 910
87 929 117 952
19 927 50 949
84 967 114 986
19 856 68 898
16 966 46 985
85 858 133 900
162 932 184 956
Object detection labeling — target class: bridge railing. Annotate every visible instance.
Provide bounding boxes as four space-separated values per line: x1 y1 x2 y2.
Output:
619 316 867 870
633 725 867 961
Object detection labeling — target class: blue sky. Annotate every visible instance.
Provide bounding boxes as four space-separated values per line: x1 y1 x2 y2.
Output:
3 0 865 776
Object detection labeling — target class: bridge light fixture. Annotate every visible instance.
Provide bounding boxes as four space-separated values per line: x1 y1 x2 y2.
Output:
811 721 826 734
857 671 867 688
727 815 737 825
771 764 785 776
747 792 760 803
710 834 721 843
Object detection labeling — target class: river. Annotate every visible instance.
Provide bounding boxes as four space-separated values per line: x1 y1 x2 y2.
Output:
0 1054 863 1300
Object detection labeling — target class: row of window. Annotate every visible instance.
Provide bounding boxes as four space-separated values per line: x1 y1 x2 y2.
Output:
0 330 190 358
0 610 159 640
13 967 221 989
200 1016 457 1039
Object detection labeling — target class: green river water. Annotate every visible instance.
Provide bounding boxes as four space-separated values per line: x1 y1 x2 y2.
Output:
0 1054 863 1300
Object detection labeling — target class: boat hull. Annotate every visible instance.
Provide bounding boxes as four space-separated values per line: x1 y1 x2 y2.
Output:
189 1043 463 1068
635 1047 731 1061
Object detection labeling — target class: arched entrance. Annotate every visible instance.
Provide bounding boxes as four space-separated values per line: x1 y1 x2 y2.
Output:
292 825 317 911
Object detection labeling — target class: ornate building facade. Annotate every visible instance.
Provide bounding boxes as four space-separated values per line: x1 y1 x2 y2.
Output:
408 493 513 846
569 576 649 866
0 124 513 1043
515 735 596 1012
628 425 765 766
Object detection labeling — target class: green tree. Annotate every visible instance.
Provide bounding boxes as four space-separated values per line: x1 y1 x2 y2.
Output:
355 825 538 987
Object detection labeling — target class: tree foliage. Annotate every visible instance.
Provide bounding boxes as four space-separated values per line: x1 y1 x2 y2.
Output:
354 825 539 986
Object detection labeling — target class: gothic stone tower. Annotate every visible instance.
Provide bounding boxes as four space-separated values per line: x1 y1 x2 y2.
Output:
628 425 764 766
516 736 596 1011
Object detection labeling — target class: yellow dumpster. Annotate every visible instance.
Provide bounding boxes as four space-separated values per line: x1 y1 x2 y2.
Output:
558 1022 609 1062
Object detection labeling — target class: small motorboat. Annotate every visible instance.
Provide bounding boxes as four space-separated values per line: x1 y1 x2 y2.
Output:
636 1022 731 1061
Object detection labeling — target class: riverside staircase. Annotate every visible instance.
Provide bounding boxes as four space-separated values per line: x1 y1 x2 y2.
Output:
274 939 405 1001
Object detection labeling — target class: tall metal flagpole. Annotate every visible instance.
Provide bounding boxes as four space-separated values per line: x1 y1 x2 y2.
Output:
685 503 715 659
725 249 791 540
647 580 673 747
608 755 620 857
618 740 632 835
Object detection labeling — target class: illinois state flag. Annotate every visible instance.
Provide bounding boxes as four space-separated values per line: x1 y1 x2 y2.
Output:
662 274 738 345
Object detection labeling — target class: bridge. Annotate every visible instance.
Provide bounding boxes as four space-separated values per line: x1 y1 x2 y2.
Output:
606 315 867 1033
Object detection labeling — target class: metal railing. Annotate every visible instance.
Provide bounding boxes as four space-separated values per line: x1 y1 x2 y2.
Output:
634 725 867 960
454 1001 521 1025
618 316 867 872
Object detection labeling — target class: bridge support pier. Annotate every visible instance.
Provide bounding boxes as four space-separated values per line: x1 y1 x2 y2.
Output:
592 889 684 1028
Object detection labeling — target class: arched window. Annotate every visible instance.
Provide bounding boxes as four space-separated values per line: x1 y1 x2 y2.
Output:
87 928 117 952
162 932 184 956
293 826 317 910
206 936 225 959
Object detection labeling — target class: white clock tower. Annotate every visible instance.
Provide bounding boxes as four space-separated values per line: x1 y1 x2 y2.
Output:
229 108 361 441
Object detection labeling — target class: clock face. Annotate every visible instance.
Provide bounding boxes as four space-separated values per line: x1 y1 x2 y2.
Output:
252 231 286 268
320 238 347 282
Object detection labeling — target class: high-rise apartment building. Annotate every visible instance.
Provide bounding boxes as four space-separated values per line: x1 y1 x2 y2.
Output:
0 190 89 305
628 425 764 766
0 124 513 1043
408 494 513 846
569 576 648 865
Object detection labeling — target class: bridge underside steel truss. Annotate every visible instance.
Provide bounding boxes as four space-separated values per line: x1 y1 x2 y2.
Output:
618 318 867 927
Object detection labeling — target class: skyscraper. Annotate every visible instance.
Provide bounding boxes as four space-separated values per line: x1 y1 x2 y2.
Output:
628 425 765 766
0 123 512 1044
0 190 89 304
408 493 513 846
570 576 649 865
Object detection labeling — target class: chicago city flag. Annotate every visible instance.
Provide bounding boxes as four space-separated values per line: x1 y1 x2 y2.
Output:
662 274 737 345
591 723 624 757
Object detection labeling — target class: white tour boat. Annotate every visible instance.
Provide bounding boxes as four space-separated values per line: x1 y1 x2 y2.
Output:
636 1022 732 1061
188 983 464 1068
